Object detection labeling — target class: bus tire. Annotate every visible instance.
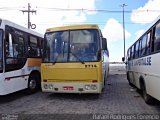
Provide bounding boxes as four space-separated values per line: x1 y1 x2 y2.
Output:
141 81 154 104
26 74 40 94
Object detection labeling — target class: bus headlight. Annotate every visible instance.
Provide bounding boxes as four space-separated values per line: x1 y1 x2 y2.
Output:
44 84 54 89
91 85 97 90
43 84 48 89
85 85 91 90
48 84 54 89
84 85 97 90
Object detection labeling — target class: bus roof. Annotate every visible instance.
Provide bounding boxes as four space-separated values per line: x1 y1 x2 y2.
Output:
46 24 100 32
128 15 160 49
138 15 160 38
0 18 43 38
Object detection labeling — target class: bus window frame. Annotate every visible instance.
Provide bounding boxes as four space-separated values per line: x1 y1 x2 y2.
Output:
28 34 41 58
146 32 151 55
140 34 147 57
153 21 160 53
5 25 27 72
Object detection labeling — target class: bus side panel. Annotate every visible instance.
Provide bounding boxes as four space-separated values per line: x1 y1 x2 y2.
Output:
0 58 41 95
127 61 135 85
129 72 134 84
132 72 139 87
0 74 6 95
0 70 29 95
147 76 160 101
145 54 160 101
131 54 160 101
103 52 109 78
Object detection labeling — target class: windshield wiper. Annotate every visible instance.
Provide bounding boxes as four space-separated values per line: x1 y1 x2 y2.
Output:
70 52 85 64
52 58 57 65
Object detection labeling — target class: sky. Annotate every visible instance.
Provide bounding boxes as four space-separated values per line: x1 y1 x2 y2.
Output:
0 0 160 62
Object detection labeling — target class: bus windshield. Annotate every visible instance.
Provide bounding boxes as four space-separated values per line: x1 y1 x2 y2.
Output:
0 30 2 72
43 29 99 63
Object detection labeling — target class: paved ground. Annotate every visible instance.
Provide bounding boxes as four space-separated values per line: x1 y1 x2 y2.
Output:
0 65 160 120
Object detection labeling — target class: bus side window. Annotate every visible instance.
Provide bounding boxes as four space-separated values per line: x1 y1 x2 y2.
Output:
8 35 25 58
17 36 25 58
135 41 139 58
6 33 14 58
40 38 43 56
5 42 9 57
5 28 26 72
28 36 41 57
151 27 155 53
154 22 160 52
131 46 134 59
146 32 151 55
140 35 147 56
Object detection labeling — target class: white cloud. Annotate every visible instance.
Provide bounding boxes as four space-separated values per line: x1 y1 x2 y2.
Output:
102 18 131 42
0 0 97 34
131 0 160 24
61 11 87 24
102 18 131 62
65 0 97 15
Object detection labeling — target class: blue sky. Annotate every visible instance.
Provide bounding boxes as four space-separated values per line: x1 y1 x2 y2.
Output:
0 0 159 62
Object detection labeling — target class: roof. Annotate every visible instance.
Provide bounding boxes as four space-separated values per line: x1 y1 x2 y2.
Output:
0 18 43 38
46 24 100 32
128 15 160 49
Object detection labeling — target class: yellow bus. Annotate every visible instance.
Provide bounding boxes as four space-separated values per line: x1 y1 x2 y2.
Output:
0 19 43 95
41 24 109 93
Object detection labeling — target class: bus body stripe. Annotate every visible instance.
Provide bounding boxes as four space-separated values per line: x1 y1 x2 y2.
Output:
5 74 29 80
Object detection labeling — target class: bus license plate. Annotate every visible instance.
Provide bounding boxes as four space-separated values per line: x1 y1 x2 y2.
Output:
63 86 74 90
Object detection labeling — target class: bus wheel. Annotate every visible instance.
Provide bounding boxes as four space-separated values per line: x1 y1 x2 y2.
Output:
141 82 153 104
26 75 39 94
128 80 134 87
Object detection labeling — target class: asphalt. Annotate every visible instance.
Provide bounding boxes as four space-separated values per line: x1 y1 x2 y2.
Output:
0 65 160 120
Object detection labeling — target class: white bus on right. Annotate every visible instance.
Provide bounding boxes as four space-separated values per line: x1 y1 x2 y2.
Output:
126 16 160 104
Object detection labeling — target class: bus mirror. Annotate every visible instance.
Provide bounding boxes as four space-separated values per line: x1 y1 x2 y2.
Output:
122 57 125 62
102 38 107 50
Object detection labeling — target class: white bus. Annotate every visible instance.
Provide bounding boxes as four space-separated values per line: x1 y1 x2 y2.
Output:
0 19 43 95
125 16 160 104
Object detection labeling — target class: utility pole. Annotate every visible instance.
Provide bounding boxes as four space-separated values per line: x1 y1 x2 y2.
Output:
120 4 127 61
21 3 36 29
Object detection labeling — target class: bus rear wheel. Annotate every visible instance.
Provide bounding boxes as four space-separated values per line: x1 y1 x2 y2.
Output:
141 82 154 104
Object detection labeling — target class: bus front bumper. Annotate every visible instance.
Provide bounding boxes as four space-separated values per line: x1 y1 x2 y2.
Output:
41 82 102 94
